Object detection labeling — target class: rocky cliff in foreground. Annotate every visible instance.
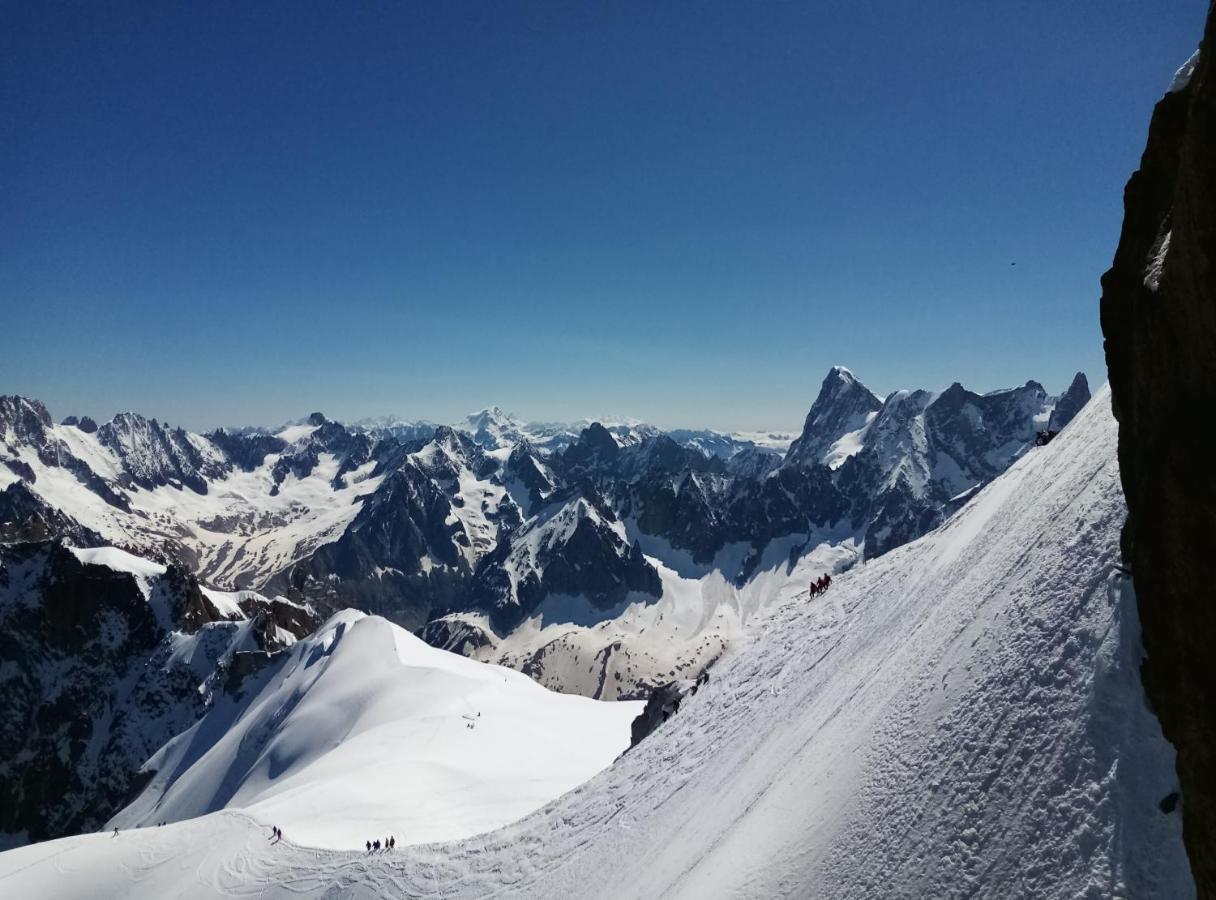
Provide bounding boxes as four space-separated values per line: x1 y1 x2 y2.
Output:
1100 9 1215 892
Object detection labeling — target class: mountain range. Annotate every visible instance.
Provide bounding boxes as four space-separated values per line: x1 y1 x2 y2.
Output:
0 367 1090 702
0 384 1190 898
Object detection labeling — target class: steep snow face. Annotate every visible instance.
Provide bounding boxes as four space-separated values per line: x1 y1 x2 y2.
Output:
0 386 1190 898
110 610 641 849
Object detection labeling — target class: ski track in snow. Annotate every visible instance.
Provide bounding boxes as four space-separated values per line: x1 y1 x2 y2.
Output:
0 387 1192 898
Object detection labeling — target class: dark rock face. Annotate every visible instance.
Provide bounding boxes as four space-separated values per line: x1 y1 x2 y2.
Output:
0 541 315 843
562 422 622 475
1100 23 1215 893
468 491 663 634
97 413 223 494
0 543 207 840
503 442 556 515
418 613 498 656
205 428 287 471
1048 372 1092 432
627 673 709 750
784 366 882 468
276 463 482 630
60 415 99 434
0 395 54 449
0 482 104 547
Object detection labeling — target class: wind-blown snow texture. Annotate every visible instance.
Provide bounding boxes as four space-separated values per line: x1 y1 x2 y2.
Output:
0 386 1190 898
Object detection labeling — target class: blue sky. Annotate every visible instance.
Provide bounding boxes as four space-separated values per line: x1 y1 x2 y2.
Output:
1 1 1207 432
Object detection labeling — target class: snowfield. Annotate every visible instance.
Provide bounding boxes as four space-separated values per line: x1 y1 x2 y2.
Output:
110 611 642 849
0 386 1192 898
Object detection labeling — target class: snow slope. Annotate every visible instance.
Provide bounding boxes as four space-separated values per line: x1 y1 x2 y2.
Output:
109 610 641 849
452 532 860 699
0 386 1191 898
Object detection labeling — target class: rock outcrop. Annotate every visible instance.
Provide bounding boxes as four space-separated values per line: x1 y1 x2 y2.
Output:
1099 15 1215 893
0 541 317 843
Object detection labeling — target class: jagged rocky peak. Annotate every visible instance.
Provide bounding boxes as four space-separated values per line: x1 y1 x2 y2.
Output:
206 428 287 472
785 366 883 469
59 413 99 433
307 412 328 427
1049 372 1091 432
412 424 497 481
562 422 622 474
505 440 556 512
97 412 221 494
0 395 54 447
470 491 660 631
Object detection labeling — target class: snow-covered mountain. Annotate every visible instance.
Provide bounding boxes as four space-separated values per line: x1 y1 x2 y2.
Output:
355 405 778 460
0 367 1089 700
457 408 663 453
110 610 640 848
0 539 317 843
783 365 883 469
0 385 1191 898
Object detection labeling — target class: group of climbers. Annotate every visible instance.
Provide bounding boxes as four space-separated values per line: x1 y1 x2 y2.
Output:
808 573 832 597
366 836 396 852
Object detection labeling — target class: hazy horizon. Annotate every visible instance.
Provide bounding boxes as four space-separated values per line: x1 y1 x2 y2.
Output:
11 364 1090 437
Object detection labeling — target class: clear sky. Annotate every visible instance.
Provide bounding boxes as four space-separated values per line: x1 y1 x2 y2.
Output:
1 1 1207 432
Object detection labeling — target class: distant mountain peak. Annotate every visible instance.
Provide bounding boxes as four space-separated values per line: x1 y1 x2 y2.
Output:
784 367 883 470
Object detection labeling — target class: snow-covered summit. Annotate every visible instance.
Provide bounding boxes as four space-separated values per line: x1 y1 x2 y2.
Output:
110 609 641 848
784 365 884 469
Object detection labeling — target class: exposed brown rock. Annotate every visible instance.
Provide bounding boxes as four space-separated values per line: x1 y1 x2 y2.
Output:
1100 7 1216 892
